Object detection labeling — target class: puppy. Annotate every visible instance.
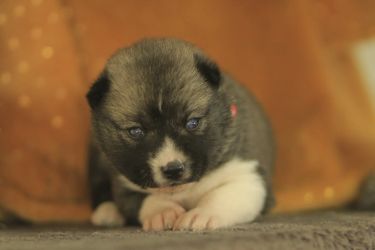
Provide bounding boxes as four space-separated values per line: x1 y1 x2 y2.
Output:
87 38 275 231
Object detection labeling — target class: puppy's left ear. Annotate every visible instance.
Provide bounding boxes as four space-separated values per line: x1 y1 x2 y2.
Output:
86 71 110 110
194 54 221 88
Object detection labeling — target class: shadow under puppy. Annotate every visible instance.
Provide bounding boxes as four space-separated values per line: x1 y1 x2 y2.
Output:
87 38 275 231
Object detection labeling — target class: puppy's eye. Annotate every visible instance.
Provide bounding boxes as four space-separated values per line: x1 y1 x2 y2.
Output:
127 127 145 139
185 118 200 131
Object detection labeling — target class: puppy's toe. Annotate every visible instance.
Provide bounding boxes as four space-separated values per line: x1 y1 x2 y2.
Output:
143 205 185 231
150 214 164 231
190 214 216 231
91 201 125 227
143 215 163 232
173 208 220 231
173 210 196 231
140 196 186 231
161 209 176 230
206 216 219 230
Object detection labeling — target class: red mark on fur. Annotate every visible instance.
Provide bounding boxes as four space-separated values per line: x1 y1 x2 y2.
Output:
230 104 237 118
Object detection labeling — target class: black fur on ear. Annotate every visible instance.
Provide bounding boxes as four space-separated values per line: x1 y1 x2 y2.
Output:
86 71 110 109
194 54 221 88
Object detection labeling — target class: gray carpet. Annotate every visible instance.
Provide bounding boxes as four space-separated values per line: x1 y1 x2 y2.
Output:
0 211 374 250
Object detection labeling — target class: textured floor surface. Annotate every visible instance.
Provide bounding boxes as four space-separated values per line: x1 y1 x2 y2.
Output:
0 211 374 250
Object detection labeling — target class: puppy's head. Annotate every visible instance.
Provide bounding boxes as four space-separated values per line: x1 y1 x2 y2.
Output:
87 39 232 189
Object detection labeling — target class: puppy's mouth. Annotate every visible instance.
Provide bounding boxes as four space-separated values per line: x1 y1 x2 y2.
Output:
140 165 204 193
146 181 196 194
146 169 204 193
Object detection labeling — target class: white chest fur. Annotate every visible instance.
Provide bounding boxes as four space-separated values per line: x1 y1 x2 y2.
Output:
169 159 262 208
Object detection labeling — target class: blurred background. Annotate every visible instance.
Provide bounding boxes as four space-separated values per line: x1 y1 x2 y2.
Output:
0 0 374 223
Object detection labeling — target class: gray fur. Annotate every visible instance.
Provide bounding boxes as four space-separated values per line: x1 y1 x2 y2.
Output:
353 173 375 210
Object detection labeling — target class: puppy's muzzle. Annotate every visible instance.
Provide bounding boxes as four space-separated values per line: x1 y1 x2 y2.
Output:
161 161 185 181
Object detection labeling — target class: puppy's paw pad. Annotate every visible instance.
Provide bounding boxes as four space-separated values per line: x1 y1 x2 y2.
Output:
173 208 221 231
143 205 185 231
91 201 125 227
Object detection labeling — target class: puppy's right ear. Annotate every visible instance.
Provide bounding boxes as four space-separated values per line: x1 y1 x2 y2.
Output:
86 71 110 110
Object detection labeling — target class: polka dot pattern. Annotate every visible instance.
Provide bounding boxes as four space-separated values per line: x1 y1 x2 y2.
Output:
31 0 43 6
323 187 335 199
17 94 31 108
47 12 59 23
0 0 90 222
30 27 42 39
13 5 26 17
41 46 54 59
1 72 11 85
8 37 20 50
51 115 64 128
17 61 29 73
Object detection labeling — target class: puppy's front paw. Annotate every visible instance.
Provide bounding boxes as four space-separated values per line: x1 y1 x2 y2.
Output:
142 205 185 231
173 207 221 231
91 201 125 227
140 195 185 231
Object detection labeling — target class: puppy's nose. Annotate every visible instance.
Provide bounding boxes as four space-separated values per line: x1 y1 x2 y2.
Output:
161 161 184 180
